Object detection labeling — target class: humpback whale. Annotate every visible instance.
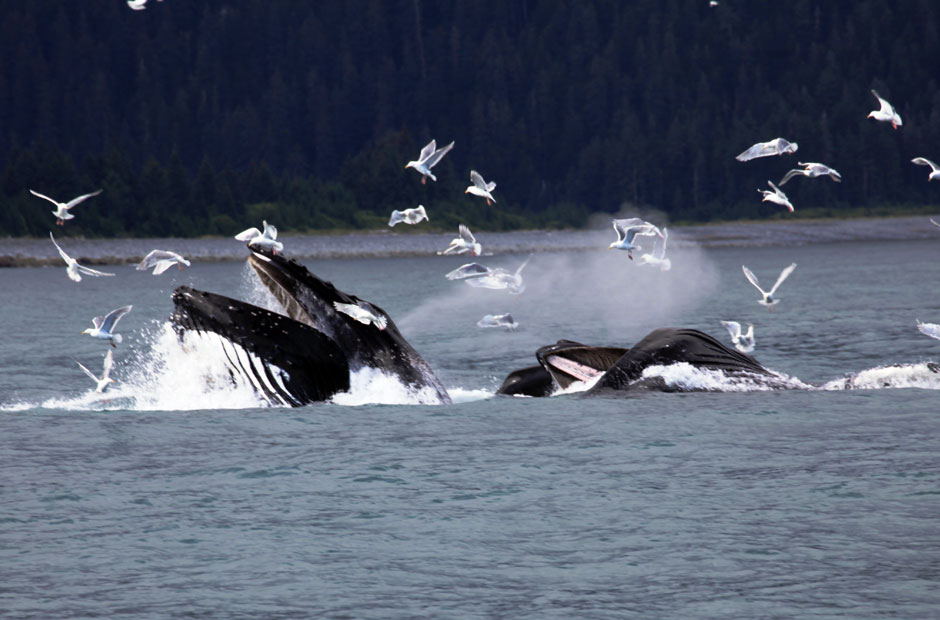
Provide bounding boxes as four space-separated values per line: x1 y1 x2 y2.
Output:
170 249 452 406
497 328 780 396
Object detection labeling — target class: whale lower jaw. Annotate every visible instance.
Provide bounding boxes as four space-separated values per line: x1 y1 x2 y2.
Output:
171 287 351 406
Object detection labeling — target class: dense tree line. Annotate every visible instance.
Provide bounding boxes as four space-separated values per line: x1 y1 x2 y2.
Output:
1 0 938 238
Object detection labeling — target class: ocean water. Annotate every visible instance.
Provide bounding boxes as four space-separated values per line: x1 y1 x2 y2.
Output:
1 228 939 618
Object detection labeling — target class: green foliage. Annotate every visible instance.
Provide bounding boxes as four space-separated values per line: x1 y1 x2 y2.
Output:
1 2 938 237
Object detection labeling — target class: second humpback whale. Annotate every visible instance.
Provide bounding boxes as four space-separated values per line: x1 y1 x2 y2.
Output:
498 328 787 396
170 249 452 406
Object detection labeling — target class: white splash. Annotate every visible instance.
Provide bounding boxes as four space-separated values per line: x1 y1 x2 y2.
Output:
447 387 495 403
637 362 811 392
331 367 448 406
821 363 940 391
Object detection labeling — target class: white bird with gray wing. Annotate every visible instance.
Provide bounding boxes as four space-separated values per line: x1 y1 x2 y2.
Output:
742 263 797 309
49 232 115 282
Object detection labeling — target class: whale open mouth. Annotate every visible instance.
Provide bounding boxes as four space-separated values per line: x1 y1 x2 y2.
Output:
168 250 452 406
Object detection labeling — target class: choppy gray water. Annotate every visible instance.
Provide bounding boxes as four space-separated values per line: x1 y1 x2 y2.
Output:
1 226 939 618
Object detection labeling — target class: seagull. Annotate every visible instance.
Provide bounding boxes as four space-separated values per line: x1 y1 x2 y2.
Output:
758 180 794 213
868 89 902 129
333 301 387 330
136 250 191 275
779 162 842 186
445 262 492 280
30 188 102 226
388 205 429 227
82 305 133 347
636 226 672 271
608 218 663 259
75 350 115 393
49 232 115 282
235 220 283 255
742 263 797 309
465 170 497 205
463 257 530 295
930 218 940 229
440 224 482 257
911 158 940 182
127 0 147 9
709 1 719 6
477 314 518 330
720 321 755 353
917 319 940 341
405 139 454 184
735 138 798 162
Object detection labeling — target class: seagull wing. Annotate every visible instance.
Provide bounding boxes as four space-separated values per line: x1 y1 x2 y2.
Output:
741 265 767 295
64 189 103 210
76 264 115 277
872 89 894 115
75 360 100 383
912 157 939 173
446 263 491 280
49 232 73 265
423 141 454 169
656 227 669 259
459 224 476 244
30 189 60 207
388 210 405 227
101 305 133 332
735 141 769 162
417 140 437 163
101 350 114 381
917 320 940 340
469 170 487 190
778 169 803 186
721 320 742 341
234 227 261 241
514 256 532 276
262 221 278 240
930 218 940 228
768 262 797 296
150 260 175 275
485 181 496 192
138 250 179 270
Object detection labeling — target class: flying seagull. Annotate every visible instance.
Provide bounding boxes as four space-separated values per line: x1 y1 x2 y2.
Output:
742 263 797 309
720 320 755 353
82 305 133 347
75 350 116 393
30 188 102 226
735 138 798 162
49 232 114 282
758 180 794 213
916 319 940 341
636 226 672 271
136 250 191 275
405 139 454 184
477 314 518 330
388 205 429 227
235 220 284 255
608 218 663 260
333 301 387 330
462 257 530 295
440 224 482 257
911 158 940 182
465 170 497 205
867 89 902 129
779 162 842 186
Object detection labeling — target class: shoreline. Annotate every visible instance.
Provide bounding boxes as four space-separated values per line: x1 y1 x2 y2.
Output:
2 214 937 267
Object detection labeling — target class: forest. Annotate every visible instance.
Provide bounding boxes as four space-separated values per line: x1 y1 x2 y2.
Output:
1 0 938 238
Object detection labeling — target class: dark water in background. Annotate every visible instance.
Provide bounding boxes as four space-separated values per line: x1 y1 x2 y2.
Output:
1 227 939 618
